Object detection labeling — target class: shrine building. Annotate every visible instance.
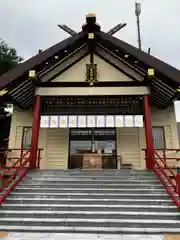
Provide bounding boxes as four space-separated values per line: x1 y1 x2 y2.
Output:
0 14 180 170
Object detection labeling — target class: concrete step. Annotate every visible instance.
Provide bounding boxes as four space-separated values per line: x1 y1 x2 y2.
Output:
17 183 165 189
2 203 178 212
1 169 178 235
8 191 170 199
0 225 180 234
27 169 155 175
13 187 167 194
1 209 180 220
22 179 160 184
5 197 175 206
25 175 158 180
0 218 180 229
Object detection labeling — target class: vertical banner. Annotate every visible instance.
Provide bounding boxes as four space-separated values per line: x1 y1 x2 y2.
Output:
124 115 134 127
106 116 115 127
87 115 95 128
115 115 124 127
78 116 86 128
49 116 58 128
59 116 68 128
134 115 143 127
40 116 49 128
96 116 105 128
68 116 77 128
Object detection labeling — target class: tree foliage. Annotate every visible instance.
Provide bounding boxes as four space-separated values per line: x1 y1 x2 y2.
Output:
0 39 23 76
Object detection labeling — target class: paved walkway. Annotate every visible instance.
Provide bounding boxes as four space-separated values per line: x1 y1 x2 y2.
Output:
0 233 166 240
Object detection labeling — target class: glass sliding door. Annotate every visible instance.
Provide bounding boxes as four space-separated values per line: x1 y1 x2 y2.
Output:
69 128 117 169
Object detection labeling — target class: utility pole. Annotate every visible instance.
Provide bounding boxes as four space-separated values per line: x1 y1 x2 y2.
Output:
135 1 142 50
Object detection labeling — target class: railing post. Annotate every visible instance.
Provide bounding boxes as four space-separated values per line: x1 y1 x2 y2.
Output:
144 95 154 170
162 149 166 163
176 173 180 197
30 95 41 169
37 150 41 169
0 174 3 192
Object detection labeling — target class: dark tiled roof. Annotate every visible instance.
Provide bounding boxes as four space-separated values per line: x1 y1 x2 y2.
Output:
98 31 180 85
0 32 85 88
1 29 180 89
0 26 180 109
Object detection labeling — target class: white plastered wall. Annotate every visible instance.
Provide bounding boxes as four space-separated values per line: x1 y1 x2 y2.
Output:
52 54 143 82
139 105 179 169
8 106 69 169
116 105 179 169
8 104 179 170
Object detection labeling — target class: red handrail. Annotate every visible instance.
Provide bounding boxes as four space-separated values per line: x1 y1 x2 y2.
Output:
154 151 177 183
0 148 43 205
153 149 180 207
142 148 180 163
1 149 30 177
0 148 31 204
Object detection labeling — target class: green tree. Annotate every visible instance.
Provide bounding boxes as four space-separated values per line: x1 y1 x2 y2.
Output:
0 39 23 76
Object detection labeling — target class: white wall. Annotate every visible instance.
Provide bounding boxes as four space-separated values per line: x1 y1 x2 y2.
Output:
52 54 143 82
8 104 179 170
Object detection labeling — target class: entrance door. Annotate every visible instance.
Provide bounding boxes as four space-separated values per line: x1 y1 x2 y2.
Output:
68 128 117 169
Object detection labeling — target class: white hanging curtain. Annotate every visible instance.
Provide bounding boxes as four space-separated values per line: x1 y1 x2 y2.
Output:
40 115 143 128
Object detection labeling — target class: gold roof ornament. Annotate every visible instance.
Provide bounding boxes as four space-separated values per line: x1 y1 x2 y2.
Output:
87 13 96 18
147 68 154 76
0 89 8 96
29 70 36 78
88 33 95 39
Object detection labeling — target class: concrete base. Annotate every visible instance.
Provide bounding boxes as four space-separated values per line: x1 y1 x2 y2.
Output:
165 235 180 240
2 233 165 240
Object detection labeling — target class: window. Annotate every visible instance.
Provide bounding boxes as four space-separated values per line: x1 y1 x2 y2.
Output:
152 127 165 149
22 127 32 149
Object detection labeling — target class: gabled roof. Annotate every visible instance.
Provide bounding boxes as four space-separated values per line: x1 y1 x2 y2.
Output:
98 32 180 85
0 15 180 109
0 32 85 89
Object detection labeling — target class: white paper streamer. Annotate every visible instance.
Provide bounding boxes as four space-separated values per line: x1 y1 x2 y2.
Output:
106 116 115 127
134 115 143 127
87 116 95 127
59 116 68 128
115 115 124 127
124 115 134 127
68 116 77 128
78 116 86 128
40 116 49 128
96 116 105 127
49 116 58 128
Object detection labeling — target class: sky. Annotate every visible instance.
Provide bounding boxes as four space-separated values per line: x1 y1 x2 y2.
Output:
0 0 180 119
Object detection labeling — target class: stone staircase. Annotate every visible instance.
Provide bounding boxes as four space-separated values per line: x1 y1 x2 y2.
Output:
0 169 180 234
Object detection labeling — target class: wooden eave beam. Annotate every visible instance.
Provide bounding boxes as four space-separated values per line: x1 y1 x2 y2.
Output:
96 43 177 106
36 81 146 88
42 52 89 83
38 44 88 79
95 51 143 83
99 38 180 89
96 44 145 77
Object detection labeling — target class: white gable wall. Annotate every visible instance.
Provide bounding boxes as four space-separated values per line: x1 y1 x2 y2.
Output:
53 54 138 82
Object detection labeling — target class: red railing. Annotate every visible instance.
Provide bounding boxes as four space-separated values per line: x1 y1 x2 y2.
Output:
154 148 180 166
0 148 43 205
143 148 180 207
153 150 180 207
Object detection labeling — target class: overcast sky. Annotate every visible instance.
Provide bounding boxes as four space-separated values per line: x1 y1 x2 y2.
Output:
0 0 180 119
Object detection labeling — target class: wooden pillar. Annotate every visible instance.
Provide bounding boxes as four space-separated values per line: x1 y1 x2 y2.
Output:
144 95 154 169
30 95 40 169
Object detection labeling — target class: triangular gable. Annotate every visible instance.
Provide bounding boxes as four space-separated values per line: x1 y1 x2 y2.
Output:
52 54 143 83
